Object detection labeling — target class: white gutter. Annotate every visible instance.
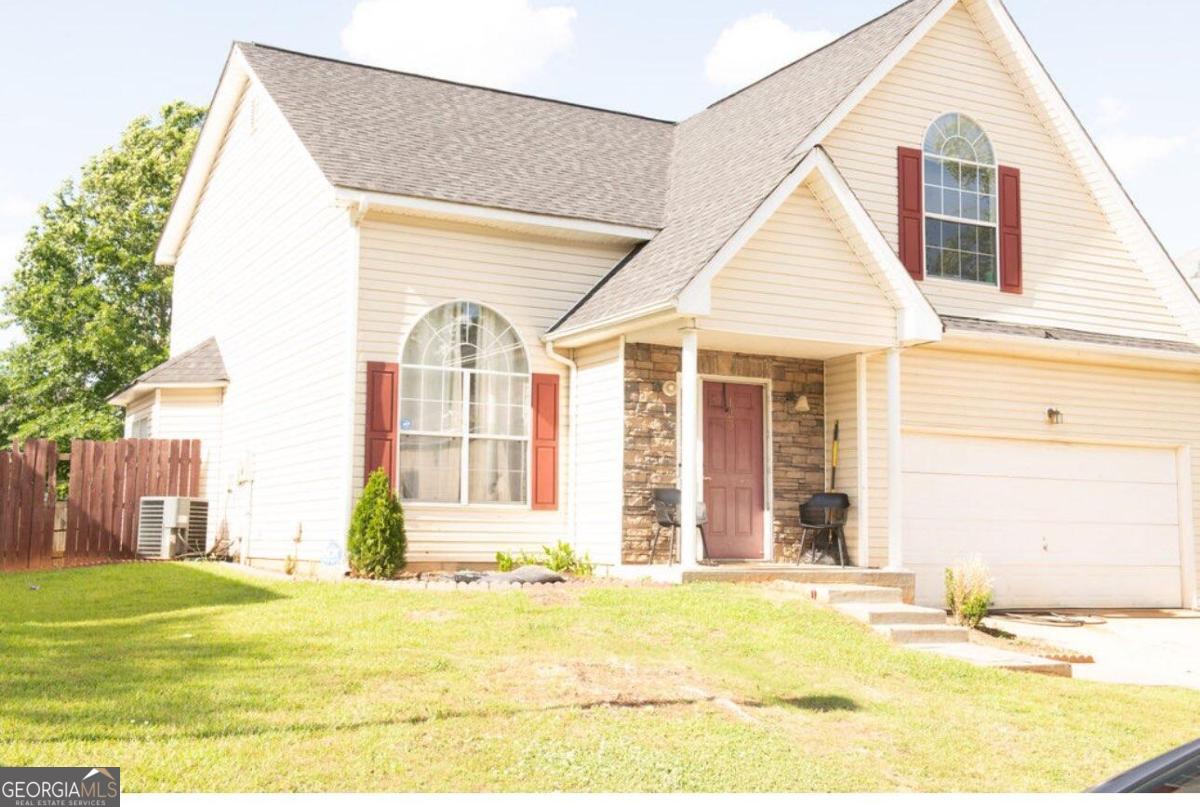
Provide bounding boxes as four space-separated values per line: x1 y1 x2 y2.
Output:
940 329 1200 369
543 340 578 545
331 187 659 243
108 381 230 408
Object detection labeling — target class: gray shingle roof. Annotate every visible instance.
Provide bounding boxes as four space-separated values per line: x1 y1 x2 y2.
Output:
238 43 675 229
551 0 943 332
236 0 941 333
942 315 1200 354
136 338 229 385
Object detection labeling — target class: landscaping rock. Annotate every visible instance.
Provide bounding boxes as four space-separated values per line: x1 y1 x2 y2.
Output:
444 565 567 586
491 565 566 584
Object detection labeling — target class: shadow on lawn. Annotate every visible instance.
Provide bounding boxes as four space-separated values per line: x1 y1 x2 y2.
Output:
1 563 288 739
775 694 859 712
3 562 281 624
14 693 774 744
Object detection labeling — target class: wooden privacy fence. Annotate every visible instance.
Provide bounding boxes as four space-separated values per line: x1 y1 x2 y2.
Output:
0 438 201 571
65 438 202 565
0 440 58 571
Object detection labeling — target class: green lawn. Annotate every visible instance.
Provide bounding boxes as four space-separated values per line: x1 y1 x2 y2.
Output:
1 563 1197 792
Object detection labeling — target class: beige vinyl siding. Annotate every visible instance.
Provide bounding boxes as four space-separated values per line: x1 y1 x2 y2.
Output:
153 388 224 502
123 393 155 438
705 181 897 346
353 213 630 564
823 2 1187 342
861 346 1200 596
572 338 625 566
168 81 355 562
823 355 863 562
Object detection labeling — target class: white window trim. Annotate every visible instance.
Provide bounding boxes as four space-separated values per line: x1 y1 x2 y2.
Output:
921 112 1002 288
397 300 533 508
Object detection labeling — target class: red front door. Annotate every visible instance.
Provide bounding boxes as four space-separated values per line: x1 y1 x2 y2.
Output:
702 381 765 559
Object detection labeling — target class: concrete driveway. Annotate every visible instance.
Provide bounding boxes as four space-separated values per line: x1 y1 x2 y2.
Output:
985 610 1200 689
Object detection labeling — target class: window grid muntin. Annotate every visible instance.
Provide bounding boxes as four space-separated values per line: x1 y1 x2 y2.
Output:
922 113 999 285
399 302 530 506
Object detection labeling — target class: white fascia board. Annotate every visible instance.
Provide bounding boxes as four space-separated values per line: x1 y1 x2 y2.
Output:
973 0 1200 346
155 46 253 266
676 148 942 345
332 187 659 243
108 381 229 408
788 0 958 159
940 328 1200 370
676 150 824 315
808 150 942 344
542 302 679 347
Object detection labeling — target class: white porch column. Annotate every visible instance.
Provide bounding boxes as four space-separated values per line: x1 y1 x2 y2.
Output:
679 325 700 568
886 347 904 569
855 353 870 568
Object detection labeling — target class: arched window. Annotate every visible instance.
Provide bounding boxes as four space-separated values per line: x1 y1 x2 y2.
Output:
398 301 529 504
923 113 997 284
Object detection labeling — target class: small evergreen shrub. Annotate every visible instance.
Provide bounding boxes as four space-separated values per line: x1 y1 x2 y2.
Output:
495 540 593 576
945 558 993 628
347 470 406 578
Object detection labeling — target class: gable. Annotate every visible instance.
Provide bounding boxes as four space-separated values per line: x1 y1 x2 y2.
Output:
823 0 1191 342
703 177 899 349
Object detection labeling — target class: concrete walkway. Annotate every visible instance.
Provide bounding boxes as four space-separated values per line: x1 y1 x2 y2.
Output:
987 610 1200 689
796 583 1072 677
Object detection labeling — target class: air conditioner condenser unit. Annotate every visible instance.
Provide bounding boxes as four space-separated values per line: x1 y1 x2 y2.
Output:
137 496 209 559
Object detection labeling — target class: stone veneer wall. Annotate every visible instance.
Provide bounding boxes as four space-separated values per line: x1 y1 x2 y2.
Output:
623 343 825 563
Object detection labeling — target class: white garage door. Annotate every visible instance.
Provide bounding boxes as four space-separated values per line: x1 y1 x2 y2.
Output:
903 434 1183 609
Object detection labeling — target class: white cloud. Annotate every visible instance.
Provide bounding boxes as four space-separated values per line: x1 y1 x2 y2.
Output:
340 0 576 89
1096 132 1189 179
705 12 834 90
1096 95 1129 129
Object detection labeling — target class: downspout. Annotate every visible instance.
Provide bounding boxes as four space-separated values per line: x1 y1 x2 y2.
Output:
544 340 577 547
338 194 369 573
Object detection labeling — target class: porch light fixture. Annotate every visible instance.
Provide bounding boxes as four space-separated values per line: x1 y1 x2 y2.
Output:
788 393 810 413
1046 407 1064 425
662 380 678 397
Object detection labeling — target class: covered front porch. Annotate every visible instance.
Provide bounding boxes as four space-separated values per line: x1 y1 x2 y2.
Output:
618 331 907 572
546 149 943 576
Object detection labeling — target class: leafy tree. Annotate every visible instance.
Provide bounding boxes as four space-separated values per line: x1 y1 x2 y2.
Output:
347 470 407 578
0 101 205 445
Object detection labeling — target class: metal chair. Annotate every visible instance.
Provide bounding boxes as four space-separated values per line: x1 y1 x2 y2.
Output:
650 488 709 564
797 492 850 566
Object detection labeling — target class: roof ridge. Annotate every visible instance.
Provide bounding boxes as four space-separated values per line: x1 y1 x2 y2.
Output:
699 0 927 113
236 41 678 126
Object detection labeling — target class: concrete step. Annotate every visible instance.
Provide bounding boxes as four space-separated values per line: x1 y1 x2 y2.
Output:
807 584 903 605
874 624 971 645
834 602 948 626
914 642 1073 677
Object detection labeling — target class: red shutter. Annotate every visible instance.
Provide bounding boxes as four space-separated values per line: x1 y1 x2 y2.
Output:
364 361 399 485
897 146 925 280
998 164 1023 294
530 373 559 510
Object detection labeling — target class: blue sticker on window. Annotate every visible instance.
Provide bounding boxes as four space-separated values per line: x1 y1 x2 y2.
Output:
400 418 412 431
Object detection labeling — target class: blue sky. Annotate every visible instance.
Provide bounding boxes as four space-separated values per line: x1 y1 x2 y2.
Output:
1 0 1198 347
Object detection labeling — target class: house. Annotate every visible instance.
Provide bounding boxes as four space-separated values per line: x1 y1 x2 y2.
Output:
112 0 1200 610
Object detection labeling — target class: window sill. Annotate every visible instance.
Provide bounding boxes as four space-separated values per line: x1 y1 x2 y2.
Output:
920 274 1000 290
